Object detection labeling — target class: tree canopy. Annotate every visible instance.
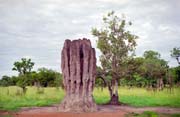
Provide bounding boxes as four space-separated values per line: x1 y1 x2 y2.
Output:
171 47 180 65
12 58 34 75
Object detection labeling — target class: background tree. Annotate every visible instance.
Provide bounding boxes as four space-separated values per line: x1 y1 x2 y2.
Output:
171 47 180 85
122 57 146 88
143 50 160 60
0 75 13 86
12 58 34 75
169 66 180 84
171 47 180 65
140 50 167 90
92 11 138 104
37 68 60 87
12 58 34 93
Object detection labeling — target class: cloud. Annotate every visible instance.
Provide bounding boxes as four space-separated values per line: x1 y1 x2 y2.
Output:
0 0 180 78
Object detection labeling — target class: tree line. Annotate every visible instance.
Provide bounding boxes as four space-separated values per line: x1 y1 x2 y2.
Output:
1 50 179 89
0 58 63 92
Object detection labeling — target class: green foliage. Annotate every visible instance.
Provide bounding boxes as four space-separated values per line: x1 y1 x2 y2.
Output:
126 111 158 117
136 50 168 88
0 68 63 87
170 47 180 84
92 11 138 100
12 58 34 75
143 50 161 60
171 114 180 117
95 78 104 87
116 50 169 88
16 75 28 88
0 114 13 117
54 73 63 89
0 76 13 86
140 58 166 78
126 111 180 117
132 74 148 87
169 66 180 83
171 47 180 59
92 11 138 74
37 68 62 87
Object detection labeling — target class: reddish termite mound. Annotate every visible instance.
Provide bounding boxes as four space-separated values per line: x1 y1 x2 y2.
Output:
60 38 97 112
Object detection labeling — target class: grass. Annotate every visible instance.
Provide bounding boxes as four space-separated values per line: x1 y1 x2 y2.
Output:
94 87 180 107
0 86 180 111
125 111 180 117
0 86 64 111
126 111 158 117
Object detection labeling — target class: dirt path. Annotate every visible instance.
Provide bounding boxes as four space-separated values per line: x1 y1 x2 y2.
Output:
1 105 180 117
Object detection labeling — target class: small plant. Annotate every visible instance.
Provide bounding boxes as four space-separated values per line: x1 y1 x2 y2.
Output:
126 111 158 117
6 88 9 95
0 115 13 117
55 86 59 90
15 88 23 96
36 87 44 94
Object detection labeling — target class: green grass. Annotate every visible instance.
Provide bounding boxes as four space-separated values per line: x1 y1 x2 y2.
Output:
94 87 180 107
0 86 180 111
119 87 180 107
125 111 180 117
126 111 158 117
0 86 64 111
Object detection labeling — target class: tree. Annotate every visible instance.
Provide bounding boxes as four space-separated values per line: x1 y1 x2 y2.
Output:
171 47 180 84
169 66 180 84
92 11 138 104
54 72 63 89
37 68 58 87
0 75 12 86
0 76 19 86
12 58 34 75
12 58 34 93
140 50 168 90
122 57 146 88
171 47 180 65
143 50 160 60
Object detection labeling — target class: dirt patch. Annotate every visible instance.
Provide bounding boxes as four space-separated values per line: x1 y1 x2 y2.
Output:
13 112 126 117
1 105 180 117
116 106 180 114
99 105 180 114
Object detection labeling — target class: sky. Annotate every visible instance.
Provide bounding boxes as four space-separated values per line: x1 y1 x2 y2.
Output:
0 0 180 78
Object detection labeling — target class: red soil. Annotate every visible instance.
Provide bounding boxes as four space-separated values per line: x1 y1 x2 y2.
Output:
1 105 180 117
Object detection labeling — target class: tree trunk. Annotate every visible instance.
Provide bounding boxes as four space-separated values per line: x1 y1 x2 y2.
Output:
159 78 164 90
167 75 173 93
157 78 164 91
176 57 180 65
60 39 97 112
108 56 119 105
109 79 119 105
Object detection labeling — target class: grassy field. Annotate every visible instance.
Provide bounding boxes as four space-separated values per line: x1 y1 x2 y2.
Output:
94 87 180 107
0 86 180 111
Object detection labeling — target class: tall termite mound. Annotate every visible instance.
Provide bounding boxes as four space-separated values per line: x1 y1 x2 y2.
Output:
60 38 97 112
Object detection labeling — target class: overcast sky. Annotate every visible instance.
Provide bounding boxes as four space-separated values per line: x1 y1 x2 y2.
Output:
0 0 180 78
